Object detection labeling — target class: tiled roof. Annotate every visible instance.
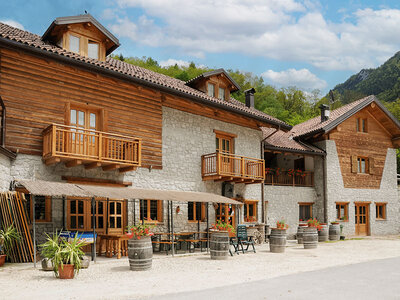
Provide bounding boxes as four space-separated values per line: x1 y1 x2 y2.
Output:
261 128 324 154
0 22 289 128
290 95 376 138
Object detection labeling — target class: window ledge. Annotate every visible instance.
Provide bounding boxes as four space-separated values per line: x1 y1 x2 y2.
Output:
375 218 387 221
336 220 349 222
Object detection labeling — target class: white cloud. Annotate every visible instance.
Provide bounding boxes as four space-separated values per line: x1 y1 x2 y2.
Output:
0 19 24 30
262 68 327 90
159 59 190 68
106 1 400 71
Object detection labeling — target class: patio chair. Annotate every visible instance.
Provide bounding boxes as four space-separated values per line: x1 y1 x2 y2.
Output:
229 236 240 256
237 225 256 253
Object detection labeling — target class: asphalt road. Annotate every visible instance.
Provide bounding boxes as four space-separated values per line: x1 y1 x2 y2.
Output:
153 257 400 300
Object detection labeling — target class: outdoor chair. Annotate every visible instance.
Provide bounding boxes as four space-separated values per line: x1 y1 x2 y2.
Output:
229 236 240 256
237 225 256 253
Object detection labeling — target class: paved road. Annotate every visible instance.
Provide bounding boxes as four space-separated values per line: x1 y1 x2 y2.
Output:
153 257 400 300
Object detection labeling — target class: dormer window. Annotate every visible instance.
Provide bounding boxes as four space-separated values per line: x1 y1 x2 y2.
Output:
88 40 99 60
218 87 225 100
208 83 215 97
69 34 80 54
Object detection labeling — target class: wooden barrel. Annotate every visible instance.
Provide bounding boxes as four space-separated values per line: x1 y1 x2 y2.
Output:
329 224 340 241
303 227 318 249
269 228 286 253
297 224 307 244
318 224 329 242
210 231 229 260
128 236 153 271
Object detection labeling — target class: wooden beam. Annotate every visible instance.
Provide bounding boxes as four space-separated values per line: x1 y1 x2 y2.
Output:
44 157 60 166
366 110 392 137
119 166 137 173
84 162 101 170
214 176 234 182
65 159 82 168
102 164 120 171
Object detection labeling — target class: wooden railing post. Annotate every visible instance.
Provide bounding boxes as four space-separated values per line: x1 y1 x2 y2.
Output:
98 132 103 161
292 173 295 186
51 124 56 156
241 156 245 178
216 152 220 175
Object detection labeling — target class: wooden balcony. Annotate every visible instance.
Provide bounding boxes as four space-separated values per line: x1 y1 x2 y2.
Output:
201 152 265 184
43 124 141 173
264 170 314 187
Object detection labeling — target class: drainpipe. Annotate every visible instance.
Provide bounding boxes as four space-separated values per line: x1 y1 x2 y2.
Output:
0 96 6 147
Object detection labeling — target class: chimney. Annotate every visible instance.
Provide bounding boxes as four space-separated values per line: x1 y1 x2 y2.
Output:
319 104 330 122
245 88 256 108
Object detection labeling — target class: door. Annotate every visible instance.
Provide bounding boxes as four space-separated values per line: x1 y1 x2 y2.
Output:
216 204 236 227
216 134 234 175
69 108 98 157
355 203 369 236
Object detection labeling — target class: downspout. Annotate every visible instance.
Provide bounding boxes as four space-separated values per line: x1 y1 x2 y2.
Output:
0 96 6 147
260 127 279 224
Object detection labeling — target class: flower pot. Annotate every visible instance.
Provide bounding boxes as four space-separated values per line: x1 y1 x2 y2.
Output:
41 258 53 271
128 236 153 271
0 254 6 267
58 264 75 279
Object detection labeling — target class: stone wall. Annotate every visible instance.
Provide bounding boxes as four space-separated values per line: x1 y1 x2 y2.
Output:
0 152 11 190
316 140 399 236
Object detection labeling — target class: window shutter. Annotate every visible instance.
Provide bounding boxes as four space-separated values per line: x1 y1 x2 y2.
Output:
157 200 163 222
369 157 375 175
351 156 358 173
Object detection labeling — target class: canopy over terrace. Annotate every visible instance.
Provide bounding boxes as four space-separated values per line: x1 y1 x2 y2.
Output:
17 180 241 265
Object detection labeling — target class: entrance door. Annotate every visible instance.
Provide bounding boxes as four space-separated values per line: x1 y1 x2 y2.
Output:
216 134 234 175
69 108 98 157
355 203 369 236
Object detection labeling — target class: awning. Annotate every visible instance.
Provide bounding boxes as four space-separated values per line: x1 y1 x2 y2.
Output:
17 180 241 205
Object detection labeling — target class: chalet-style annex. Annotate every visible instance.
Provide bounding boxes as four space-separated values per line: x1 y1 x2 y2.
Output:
0 14 398 247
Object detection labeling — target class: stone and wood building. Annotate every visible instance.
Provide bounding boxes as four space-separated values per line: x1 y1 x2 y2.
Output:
0 14 398 246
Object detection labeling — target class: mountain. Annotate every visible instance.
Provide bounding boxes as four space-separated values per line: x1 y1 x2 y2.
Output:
332 51 400 104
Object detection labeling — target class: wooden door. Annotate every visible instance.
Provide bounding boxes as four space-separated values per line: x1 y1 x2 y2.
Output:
216 135 234 175
216 204 236 227
70 108 98 157
355 203 369 236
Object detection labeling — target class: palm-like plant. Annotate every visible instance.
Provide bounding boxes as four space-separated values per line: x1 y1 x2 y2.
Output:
0 224 21 257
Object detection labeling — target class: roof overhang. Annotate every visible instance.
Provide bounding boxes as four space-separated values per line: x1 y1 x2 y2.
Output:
186 69 241 92
17 180 241 205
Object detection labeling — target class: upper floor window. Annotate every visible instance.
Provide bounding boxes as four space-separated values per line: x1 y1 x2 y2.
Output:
207 83 215 97
218 87 225 100
69 34 80 54
88 40 99 60
356 118 367 133
357 157 368 173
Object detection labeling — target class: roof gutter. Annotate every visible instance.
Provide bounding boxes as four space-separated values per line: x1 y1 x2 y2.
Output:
0 37 291 130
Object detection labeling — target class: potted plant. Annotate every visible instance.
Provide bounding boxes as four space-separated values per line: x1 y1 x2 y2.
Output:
0 224 21 266
41 232 86 279
270 220 288 253
126 224 154 271
210 220 235 260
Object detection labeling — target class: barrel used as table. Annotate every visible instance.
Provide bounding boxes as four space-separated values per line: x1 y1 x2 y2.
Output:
269 228 287 253
128 236 153 271
303 227 318 249
297 224 308 244
329 223 340 241
318 224 329 242
210 231 229 260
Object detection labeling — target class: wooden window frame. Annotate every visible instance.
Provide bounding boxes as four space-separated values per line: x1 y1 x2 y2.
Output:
357 156 369 174
187 202 206 222
65 102 107 132
214 130 236 154
88 40 100 60
207 83 216 97
298 202 313 221
243 200 257 222
375 202 387 220
140 200 163 223
215 203 236 227
218 87 226 101
29 195 52 223
356 118 368 133
335 202 349 221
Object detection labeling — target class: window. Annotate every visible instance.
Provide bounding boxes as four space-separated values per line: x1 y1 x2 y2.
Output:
69 34 80 54
207 83 215 97
356 118 368 132
188 202 205 222
244 201 257 222
27 195 52 223
140 200 163 222
214 130 236 154
357 157 368 174
216 204 236 227
108 201 124 233
88 41 99 59
376 203 387 220
336 202 349 221
299 203 313 221
218 87 225 100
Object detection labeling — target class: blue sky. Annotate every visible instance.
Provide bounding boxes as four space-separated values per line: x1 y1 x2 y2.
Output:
2 0 400 95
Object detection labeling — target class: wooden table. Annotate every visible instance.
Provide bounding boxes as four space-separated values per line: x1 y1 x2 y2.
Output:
98 234 130 259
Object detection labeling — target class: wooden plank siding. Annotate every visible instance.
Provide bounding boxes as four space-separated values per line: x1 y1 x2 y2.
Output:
328 108 393 189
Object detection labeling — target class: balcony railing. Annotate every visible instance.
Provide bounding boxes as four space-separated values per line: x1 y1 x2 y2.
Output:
201 152 265 184
43 124 141 172
264 170 314 187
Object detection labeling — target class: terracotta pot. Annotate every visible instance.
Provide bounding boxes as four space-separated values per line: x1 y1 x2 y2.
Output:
58 264 75 279
0 254 6 267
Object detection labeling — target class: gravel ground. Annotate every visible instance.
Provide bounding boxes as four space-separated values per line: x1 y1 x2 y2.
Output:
1 237 400 300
